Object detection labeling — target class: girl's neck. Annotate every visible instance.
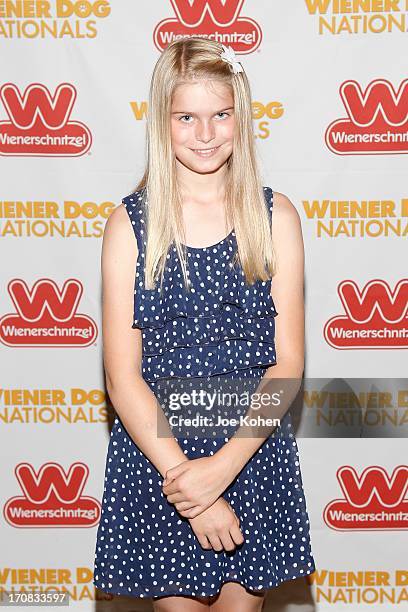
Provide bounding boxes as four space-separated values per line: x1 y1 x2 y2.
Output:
176 162 228 204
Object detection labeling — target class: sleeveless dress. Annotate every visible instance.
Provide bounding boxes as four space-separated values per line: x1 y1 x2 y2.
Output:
92 186 316 600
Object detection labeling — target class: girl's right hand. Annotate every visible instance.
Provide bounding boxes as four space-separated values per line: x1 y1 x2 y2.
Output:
187 497 244 552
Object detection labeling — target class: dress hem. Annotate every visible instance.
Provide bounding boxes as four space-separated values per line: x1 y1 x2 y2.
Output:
93 561 316 600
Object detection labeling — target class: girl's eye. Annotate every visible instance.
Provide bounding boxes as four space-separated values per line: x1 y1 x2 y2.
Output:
178 112 230 123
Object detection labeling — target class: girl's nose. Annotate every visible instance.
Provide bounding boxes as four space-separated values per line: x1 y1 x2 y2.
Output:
195 120 215 143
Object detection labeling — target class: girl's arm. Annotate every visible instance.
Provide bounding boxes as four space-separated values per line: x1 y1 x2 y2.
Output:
101 204 189 478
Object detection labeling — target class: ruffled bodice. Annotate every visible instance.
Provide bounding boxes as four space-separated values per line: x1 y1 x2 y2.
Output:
122 187 278 382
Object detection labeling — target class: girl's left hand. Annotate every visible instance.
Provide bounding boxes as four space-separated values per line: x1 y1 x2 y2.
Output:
162 456 235 518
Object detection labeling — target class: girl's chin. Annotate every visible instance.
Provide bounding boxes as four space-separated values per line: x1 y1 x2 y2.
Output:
175 152 230 173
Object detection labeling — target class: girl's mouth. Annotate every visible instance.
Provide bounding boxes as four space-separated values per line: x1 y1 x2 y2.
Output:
191 145 221 158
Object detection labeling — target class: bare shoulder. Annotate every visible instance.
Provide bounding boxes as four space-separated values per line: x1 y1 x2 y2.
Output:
102 202 138 260
104 202 133 237
271 190 302 241
272 190 301 222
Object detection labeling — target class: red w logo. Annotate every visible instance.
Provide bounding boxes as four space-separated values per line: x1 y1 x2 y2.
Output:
154 0 262 53
0 278 98 348
325 79 408 154
340 79 408 128
9 278 83 322
15 462 89 504
324 465 408 531
0 82 91 156
339 279 408 324
1 83 77 130
324 279 408 349
4 462 101 528
170 0 244 26
338 466 408 508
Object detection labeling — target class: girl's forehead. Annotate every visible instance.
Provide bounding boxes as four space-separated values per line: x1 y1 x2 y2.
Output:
172 79 233 104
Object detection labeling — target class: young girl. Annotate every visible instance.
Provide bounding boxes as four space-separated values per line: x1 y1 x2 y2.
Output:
93 37 316 611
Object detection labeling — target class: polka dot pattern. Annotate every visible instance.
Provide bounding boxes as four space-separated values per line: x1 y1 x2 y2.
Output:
123 186 280 383
92 186 316 599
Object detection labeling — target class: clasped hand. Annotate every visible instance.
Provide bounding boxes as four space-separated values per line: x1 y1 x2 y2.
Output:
162 455 234 518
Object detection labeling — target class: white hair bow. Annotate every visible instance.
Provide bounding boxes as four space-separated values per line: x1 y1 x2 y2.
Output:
220 44 243 75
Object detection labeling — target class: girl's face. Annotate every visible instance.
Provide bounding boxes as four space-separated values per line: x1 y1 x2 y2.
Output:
170 79 235 176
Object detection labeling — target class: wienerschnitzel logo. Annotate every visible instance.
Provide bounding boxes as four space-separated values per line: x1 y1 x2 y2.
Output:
154 0 262 52
324 465 408 530
325 79 408 155
324 279 408 349
3 462 101 528
0 83 92 156
0 278 98 347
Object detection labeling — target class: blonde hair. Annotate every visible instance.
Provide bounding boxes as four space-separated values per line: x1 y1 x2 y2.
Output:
133 37 277 291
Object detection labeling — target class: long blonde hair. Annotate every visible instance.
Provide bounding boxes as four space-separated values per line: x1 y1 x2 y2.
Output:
134 37 277 291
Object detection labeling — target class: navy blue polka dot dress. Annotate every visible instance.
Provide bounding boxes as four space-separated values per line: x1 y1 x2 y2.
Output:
93 186 316 600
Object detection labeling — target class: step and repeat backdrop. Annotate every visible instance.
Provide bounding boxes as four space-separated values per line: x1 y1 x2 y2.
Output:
1 1 407 611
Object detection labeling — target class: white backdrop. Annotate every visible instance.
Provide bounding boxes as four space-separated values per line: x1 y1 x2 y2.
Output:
1 1 407 610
